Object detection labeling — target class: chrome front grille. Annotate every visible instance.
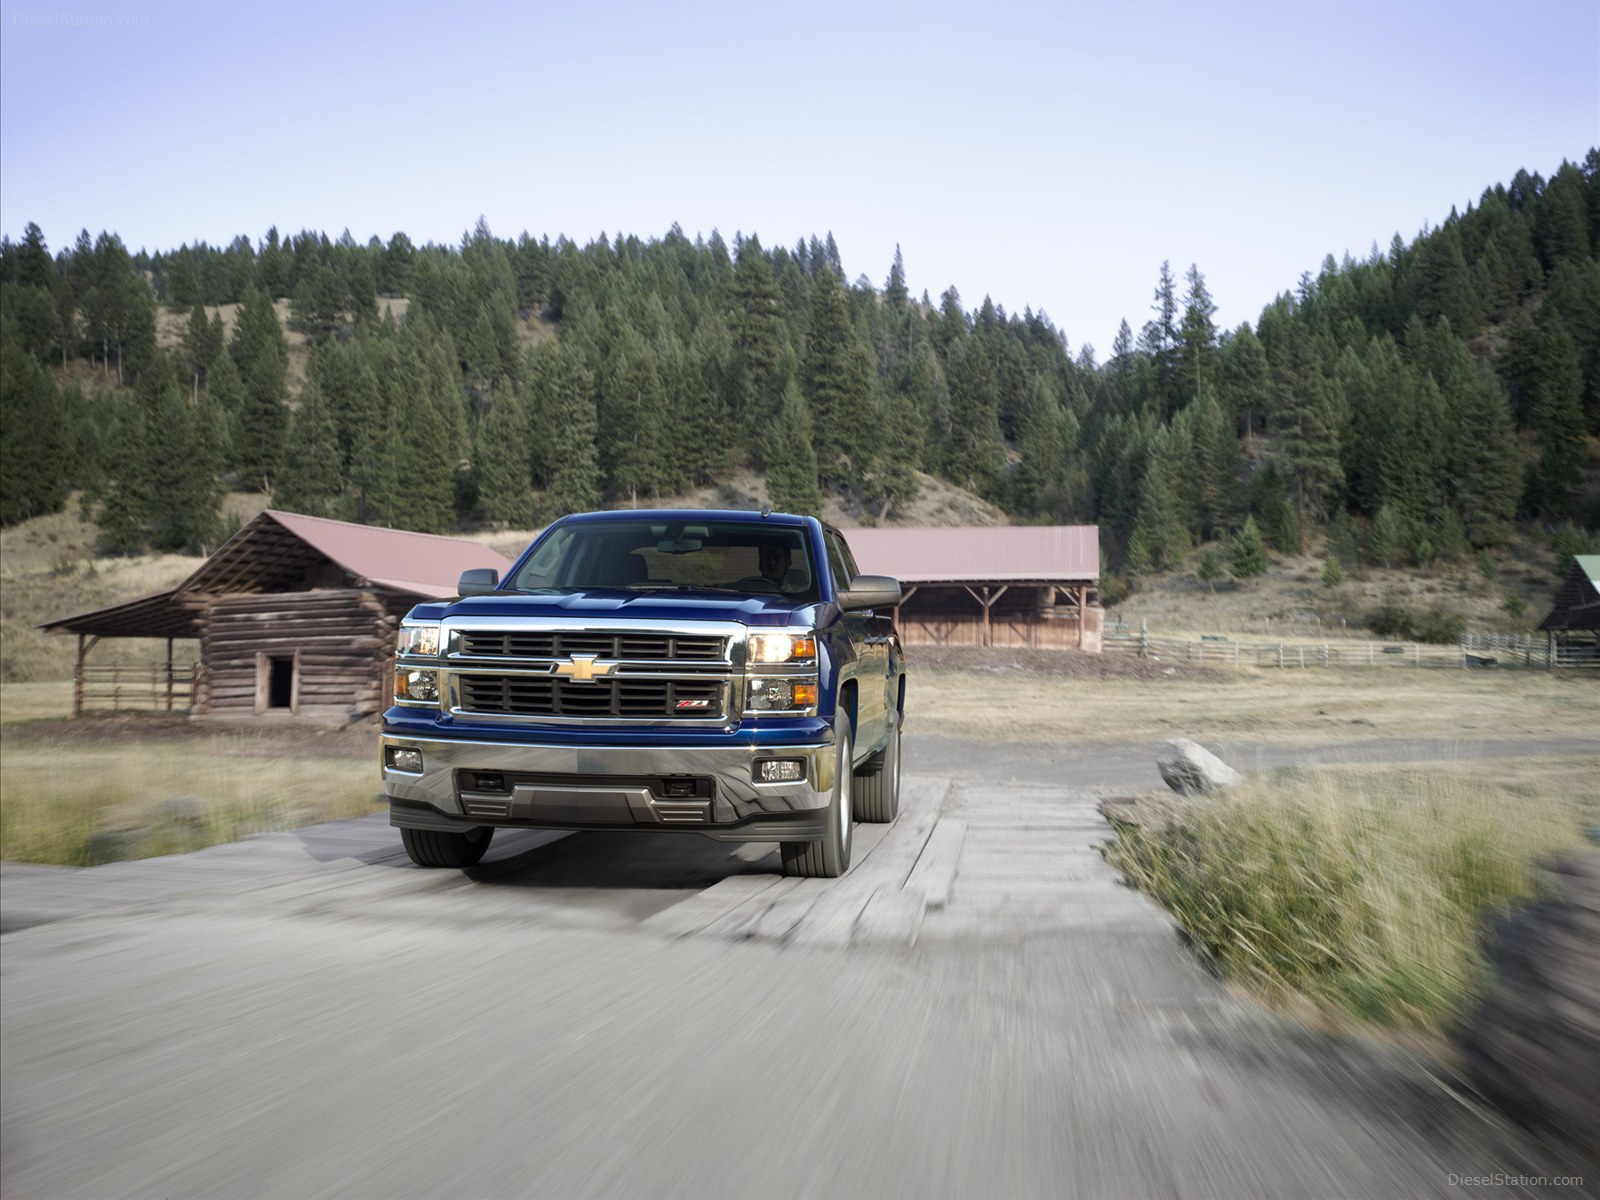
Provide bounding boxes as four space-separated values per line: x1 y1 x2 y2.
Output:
459 631 725 662
457 674 726 720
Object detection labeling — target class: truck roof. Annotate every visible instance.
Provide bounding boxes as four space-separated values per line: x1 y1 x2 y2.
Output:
556 509 815 528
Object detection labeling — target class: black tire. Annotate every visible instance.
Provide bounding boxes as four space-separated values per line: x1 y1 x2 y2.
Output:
400 825 494 869
781 720 853 878
855 710 900 823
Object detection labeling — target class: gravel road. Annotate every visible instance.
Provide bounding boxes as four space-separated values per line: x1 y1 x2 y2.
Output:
3 736 1595 1199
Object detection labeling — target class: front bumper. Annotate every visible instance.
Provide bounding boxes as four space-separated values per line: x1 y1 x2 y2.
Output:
381 732 837 843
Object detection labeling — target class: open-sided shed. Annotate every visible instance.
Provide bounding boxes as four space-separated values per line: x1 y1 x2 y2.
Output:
41 511 511 720
1537 554 1600 668
843 525 1102 651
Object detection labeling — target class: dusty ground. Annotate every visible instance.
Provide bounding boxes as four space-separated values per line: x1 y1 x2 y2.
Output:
905 644 1219 681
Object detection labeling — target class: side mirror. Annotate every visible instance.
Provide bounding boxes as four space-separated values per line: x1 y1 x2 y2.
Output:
458 568 499 596
839 574 901 612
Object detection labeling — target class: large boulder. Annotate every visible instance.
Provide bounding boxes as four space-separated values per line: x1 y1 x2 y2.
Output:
1157 738 1241 797
1455 851 1600 1159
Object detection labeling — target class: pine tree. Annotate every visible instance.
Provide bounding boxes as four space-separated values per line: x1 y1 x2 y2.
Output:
277 379 343 518
474 382 534 526
1368 503 1406 567
944 336 1005 494
547 350 601 516
234 344 289 493
865 388 923 521
766 380 824 517
1272 323 1343 520
801 269 872 483
1195 547 1223 592
1229 516 1267 581
730 236 785 448
1450 370 1520 546
1139 261 1181 415
0 324 69 524
372 356 455 533
1177 264 1218 401
605 334 668 505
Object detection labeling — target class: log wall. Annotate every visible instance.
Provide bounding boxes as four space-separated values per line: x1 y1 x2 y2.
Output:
192 590 399 720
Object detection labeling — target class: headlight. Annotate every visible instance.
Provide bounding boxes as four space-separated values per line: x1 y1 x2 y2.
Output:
397 621 441 658
746 678 818 712
395 668 439 704
748 633 817 664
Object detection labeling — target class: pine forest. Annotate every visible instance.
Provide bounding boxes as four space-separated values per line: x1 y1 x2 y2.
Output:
2 151 1597 604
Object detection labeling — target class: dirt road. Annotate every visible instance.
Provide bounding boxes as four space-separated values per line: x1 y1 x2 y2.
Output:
3 737 1595 1198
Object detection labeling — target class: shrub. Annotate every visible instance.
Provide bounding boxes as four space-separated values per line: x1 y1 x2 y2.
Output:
1103 766 1588 1035
1414 607 1467 644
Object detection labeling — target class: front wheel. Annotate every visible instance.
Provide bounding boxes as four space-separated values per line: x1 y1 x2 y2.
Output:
781 721 853 878
400 825 494 869
855 711 901 823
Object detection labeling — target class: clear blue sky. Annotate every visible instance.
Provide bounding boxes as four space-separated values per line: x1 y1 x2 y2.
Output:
3 0 1596 355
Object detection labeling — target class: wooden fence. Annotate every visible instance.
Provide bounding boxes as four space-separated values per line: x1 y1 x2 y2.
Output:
1103 628 1593 670
76 662 196 713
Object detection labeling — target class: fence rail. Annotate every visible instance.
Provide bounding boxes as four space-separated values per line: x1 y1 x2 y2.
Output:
75 663 195 713
1101 629 1589 671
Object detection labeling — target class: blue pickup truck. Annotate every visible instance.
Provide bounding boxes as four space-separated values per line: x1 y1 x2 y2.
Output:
381 509 906 878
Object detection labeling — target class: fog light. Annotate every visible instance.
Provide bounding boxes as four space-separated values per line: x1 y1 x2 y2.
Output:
755 759 805 783
387 747 423 773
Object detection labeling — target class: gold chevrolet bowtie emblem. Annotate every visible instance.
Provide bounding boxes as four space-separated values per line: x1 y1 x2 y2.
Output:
554 654 616 683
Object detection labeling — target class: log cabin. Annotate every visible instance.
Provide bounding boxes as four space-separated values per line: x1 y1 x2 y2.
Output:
41 510 512 721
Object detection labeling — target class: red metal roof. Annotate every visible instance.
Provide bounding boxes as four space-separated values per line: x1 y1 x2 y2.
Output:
246 511 512 597
840 525 1098 584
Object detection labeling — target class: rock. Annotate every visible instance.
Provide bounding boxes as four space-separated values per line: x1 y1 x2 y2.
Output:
1157 738 1240 796
1455 851 1600 1159
155 796 205 825
85 829 141 865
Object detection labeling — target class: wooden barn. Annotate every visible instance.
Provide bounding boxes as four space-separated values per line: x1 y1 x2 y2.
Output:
41 511 511 721
1537 554 1600 669
844 525 1102 651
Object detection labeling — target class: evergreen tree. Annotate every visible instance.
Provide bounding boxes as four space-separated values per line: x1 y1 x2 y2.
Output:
1450 369 1520 545
546 349 601 515
1368 503 1406 567
766 380 824 517
1195 547 1223 592
1138 261 1181 415
604 332 669 504
1177 263 1219 400
277 379 343 517
1271 323 1343 520
801 268 872 483
372 356 455 533
1219 322 1269 440
234 342 289 492
475 382 534 526
730 235 785 448
944 336 1005 494
1229 515 1268 581
864 388 923 520
0 323 69 524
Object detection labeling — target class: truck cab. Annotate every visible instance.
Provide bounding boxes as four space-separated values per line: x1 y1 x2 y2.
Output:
381 510 905 878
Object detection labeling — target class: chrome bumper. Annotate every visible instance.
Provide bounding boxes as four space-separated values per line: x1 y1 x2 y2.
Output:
381 733 836 843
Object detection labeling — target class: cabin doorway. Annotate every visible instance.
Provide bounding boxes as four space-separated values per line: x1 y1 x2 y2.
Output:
255 650 301 715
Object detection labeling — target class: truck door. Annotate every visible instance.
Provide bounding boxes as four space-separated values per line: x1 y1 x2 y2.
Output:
827 530 888 750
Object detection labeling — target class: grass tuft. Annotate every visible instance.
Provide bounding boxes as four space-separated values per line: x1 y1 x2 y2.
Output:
0 738 384 865
1104 759 1594 1038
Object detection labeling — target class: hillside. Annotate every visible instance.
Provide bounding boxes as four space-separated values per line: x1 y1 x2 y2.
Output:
2 153 1596 628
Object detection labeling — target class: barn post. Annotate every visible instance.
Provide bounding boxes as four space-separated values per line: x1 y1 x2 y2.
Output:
74 634 85 716
164 637 175 711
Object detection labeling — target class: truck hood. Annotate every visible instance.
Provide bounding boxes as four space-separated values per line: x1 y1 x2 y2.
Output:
412 590 822 628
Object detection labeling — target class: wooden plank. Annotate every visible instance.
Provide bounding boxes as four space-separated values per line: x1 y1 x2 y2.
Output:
640 874 786 938
902 818 965 910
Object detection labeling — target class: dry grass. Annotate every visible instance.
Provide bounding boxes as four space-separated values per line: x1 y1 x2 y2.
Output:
910 665 1599 745
1110 538 1564 640
0 493 271 683
1103 757 1596 1040
0 735 383 865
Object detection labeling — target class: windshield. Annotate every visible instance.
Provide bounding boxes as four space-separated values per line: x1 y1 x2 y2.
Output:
509 520 819 601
